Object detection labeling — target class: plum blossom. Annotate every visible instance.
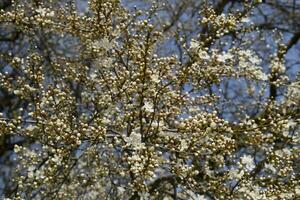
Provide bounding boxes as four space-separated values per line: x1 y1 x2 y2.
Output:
241 155 255 171
228 168 244 180
151 74 160 83
143 101 154 113
25 124 37 132
51 154 62 164
265 163 276 173
198 50 210 60
241 17 251 23
216 52 233 63
94 37 112 50
180 139 188 151
186 190 208 200
190 40 200 51
124 131 145 150
36 7 54 17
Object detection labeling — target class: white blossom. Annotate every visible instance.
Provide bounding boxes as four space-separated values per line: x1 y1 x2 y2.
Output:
51 154 62 164
26 124 37 132
198 50 210 60
216 52 233 63
139 192 150 200
180 139 188 151
295 186 300 195
190 40 200 51
117 186 125 194
186 190 208 200
151 74 160 83
124 131 145 150
228 168 244 179
143 102 154 113
265 163 276 173
36 7 54 17
241 155 255 171
241 17 251 23
94 37 112 50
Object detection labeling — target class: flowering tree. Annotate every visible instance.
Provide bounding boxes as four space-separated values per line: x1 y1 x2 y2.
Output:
0 0 299 199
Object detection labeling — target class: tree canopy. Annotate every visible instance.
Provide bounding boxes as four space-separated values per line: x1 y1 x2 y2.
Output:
0 0 299 199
